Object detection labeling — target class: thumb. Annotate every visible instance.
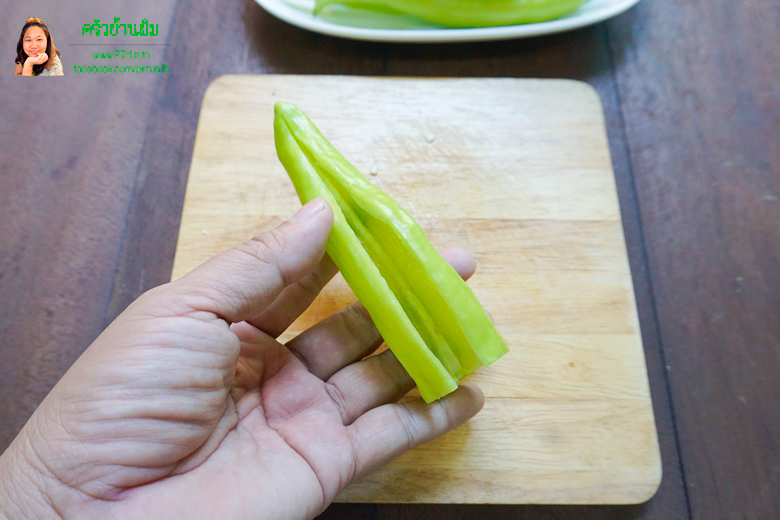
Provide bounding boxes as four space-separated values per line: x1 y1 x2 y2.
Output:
169 198 333 323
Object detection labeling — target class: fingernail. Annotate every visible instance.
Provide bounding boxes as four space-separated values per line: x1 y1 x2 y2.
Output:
289 198 325 222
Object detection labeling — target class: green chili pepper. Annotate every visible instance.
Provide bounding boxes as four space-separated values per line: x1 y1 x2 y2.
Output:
274 102 508 403
313 0 588 27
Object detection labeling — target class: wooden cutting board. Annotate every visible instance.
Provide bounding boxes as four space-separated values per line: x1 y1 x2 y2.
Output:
172 75 661 504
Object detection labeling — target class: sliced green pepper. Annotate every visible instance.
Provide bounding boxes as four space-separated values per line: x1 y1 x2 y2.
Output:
274 102 508 403
313 0 588 27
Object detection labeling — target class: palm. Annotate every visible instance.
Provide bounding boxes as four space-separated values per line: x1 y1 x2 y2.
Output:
215 320 371 509
104 315 378 519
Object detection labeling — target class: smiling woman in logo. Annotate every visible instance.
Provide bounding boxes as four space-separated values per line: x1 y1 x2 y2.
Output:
14 17 63 76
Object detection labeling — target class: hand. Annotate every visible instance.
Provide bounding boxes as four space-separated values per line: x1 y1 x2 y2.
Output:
0 198 484 520
24 52 48 66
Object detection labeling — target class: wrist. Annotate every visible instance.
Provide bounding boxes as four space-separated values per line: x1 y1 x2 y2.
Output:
0 435 61 519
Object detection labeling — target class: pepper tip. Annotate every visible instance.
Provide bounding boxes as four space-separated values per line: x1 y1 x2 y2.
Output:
274 101 298 118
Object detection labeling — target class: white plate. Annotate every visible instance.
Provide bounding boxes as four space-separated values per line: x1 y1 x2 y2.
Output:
254 0 641 43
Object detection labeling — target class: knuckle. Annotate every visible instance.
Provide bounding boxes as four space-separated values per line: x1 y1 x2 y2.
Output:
393 405 419 451
286 342 312 373
242 228 291 284
439 394 456 428
295 271 323 299
251 227 288 256
378 350 413 396
324 381 351 425
345 428 362 481
340 304 381 348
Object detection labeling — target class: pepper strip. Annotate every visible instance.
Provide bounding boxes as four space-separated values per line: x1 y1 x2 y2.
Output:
275 102 508 402
274 103 457 402
314 0 588 28
317 171 467 378
279 103 508 367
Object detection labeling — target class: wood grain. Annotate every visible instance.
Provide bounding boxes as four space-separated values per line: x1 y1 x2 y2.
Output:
606 0 780 518
172 75 661 504
0 0 178 449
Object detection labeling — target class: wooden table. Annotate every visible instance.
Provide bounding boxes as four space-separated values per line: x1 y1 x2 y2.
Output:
0 1 777 518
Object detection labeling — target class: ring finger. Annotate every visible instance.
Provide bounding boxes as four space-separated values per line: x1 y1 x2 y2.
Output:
323 348 413 425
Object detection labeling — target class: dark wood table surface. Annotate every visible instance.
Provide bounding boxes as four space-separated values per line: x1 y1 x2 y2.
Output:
1 1 778 518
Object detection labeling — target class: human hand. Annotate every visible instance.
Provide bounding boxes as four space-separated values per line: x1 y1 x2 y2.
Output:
24 52 48 66
0 198 484 520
